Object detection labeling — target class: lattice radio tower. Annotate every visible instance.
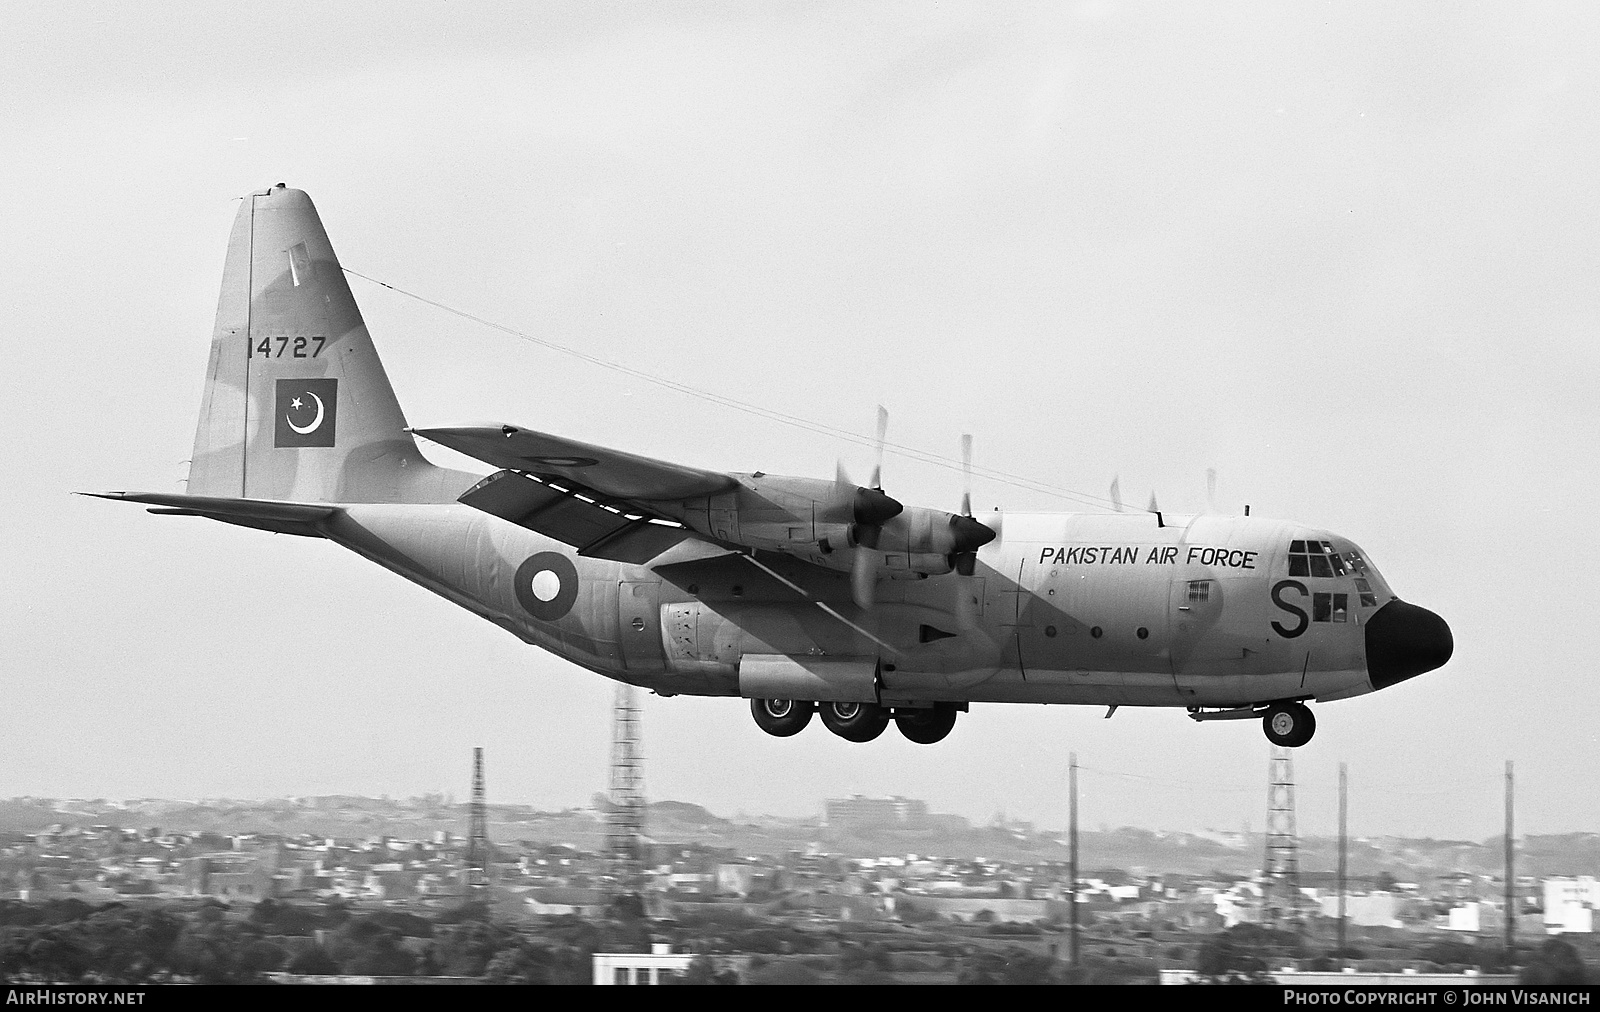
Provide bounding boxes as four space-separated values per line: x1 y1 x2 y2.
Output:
466 746 490 900
606 684 647 893
1262 745 1305 930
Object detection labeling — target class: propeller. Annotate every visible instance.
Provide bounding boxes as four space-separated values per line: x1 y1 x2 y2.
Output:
948 434 994 576
846 406 900 610
1206 468 1218 513
949 433 995 629
1109 476 1123 513
869 404 888 490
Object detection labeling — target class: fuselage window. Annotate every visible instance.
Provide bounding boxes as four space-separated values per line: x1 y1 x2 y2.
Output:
1354 578 1377 609
1331 593 1349 622
1187 580 1211 603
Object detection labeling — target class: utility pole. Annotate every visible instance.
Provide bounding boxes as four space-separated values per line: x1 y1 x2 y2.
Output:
1069 752 1079 967
466 747 489 900
1504 760 1515 965
1337 762 1348 963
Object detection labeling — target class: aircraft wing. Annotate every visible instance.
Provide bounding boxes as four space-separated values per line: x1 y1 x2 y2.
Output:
412 425 736 501
457 469 696 564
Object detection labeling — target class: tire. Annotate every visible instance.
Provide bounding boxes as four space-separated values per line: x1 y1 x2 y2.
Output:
895 704 959 745
818 701 890 742
750 698 814 737
1262 702 1316 748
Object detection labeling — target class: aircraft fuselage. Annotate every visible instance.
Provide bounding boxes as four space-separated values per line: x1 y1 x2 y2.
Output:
325 500 1419 711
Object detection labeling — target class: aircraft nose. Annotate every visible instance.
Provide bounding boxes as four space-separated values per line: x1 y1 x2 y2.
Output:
1366 600 1453 689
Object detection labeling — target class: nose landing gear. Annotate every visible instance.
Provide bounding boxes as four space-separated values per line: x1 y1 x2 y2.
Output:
1262 701 1316 748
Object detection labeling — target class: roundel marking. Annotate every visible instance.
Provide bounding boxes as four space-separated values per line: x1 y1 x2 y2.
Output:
514 552 580 621
523 455 600 468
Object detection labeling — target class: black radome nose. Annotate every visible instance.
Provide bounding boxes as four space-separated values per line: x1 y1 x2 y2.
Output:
1366 600 1453 689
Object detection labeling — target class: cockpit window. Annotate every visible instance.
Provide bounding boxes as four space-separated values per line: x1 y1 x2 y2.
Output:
1289 540 1344 578
1313 592 1350 623
1344 550 1368 575
1354 577 1377 609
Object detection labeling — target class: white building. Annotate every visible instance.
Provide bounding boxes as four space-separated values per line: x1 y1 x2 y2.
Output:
1543 877 1598 935
592 945 695 985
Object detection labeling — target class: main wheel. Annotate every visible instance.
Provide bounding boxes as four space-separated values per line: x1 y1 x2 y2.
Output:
1262 702 1316 747
818 701 890 742
750 698 814 737
895 704 959 745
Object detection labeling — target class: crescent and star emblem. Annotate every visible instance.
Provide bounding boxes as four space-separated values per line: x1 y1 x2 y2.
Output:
273 377 338 447
286 391 326 435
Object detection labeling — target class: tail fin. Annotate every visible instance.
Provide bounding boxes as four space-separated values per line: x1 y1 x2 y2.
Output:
187 184 470 503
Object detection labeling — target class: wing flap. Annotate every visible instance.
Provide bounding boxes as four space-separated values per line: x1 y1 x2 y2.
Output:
412 425 736 501
458 470 691 564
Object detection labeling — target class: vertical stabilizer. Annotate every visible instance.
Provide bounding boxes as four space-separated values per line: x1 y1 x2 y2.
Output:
188 184 470 503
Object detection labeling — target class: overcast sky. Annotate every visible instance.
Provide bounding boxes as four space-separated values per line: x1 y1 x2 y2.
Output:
3 2 1597 843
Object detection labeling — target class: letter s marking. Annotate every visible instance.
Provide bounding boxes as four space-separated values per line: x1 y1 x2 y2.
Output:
1271 579 1309 639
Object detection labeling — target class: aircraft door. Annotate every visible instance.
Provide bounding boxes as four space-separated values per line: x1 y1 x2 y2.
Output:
617 580 665 674
1167 570 1273 702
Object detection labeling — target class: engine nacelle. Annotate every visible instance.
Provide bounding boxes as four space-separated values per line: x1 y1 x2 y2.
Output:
653 474 994 577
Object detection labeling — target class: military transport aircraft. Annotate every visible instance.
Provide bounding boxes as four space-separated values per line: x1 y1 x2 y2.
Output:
90 185 1453 747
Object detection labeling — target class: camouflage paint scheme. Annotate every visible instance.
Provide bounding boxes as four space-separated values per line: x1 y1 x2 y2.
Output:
92 187 1453 744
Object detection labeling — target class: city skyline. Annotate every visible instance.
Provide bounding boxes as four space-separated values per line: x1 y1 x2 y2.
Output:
4 4 1597 841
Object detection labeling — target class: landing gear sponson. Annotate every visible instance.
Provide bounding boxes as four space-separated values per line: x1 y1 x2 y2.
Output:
1187 699 1318 747
750 699 963 745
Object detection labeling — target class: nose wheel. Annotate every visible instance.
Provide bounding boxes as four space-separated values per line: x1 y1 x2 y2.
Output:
1262 702 1316 747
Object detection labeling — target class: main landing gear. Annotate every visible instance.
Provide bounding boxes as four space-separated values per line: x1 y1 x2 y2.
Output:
749 699 961 745
749 698 814 737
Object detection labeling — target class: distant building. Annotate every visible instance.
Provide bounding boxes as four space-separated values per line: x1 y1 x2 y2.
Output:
525 887 606 917
1317 891 1404 929
1543 877 1598 934
593 944 694 985
715 864 757 897
823 796 928 831
184 849 279 901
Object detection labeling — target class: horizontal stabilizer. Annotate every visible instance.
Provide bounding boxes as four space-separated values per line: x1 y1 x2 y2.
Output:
458 470 691 564
413 425 735 501
82 492 336 538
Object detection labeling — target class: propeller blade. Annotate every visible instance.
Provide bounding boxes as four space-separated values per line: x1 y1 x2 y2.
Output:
1109 476 1123 513
961 433 973 517
1147 491 1160 514
851 547 879 610
869 405 888 489
836 459 852 488
1206 468 1217 513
